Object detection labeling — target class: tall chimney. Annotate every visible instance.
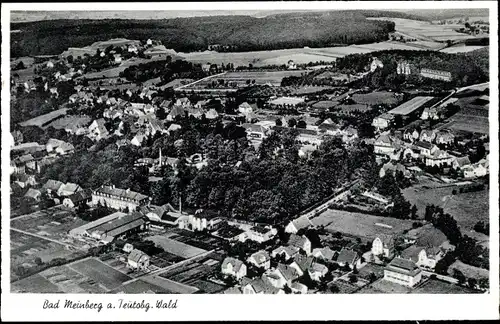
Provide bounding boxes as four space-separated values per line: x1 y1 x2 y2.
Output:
179 196 182 214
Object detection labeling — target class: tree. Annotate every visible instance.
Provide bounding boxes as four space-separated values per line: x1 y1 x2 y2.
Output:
275 118 283 127
368 272 377 283
348 274 358 283
13 61 26 70
329 284 340 293
297 120 307 129
467 278 477 290
287 118 297 128
410 204 418 220
453 269 466 286
34 257 44 266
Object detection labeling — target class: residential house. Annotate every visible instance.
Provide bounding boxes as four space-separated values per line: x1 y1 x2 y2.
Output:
285 216 312 234
362 191 392 206
127 249 150 270
271 246 300 261
308 262 329 281
166 105 185 121
435 131 454 145
414 141 436 157
62 189 92 209
403 129 419 142
265 263 300 289
425 149 454 167
372 234 395 259
370 57 384 72
221 257 247 280
318 123 342 136
290 282 308 294
463 163 488 179
131 132 147 147
297 128 322 146
383 257 422 287
288 234 312 255
290 254 314 276
247 250 271 270
24 188 42 202
379 162 410 178
58 182 83 197
242 123 270 141
88 119 109 141
452 156 472 170
123 243 134 253
298 144 317 158
400 245 444 270
43 179 65 196
242 276 284 294
336 248 361 269
372 113 394 130
374 134 398 155
421 107 440 120
312 247 336 262
205 108 219 120
419 130 436 143
247 225 277 243
178 209 221 232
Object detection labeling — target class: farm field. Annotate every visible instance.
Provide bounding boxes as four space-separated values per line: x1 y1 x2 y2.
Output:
11 205 88 243
12 263 109 293
11 56 37 82
448 260 489 280
112 279 175 294
141 274 199 294
368 18 479 42
402 185 489 233
147 235 208 258
10 230 82 281
18 108 68 127
44 115 92 130
440 45 488 53
411 278 479 294
69 258 132 290
312 209 415 240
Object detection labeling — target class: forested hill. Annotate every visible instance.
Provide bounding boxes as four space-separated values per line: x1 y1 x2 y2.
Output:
11 10 405 57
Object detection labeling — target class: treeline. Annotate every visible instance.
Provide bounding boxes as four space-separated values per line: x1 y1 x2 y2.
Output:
11 11 396 56
119 59 206 84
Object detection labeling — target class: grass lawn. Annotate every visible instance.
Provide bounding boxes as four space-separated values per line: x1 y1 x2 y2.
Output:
70 258 131 290
412 278 479 294
11 274 62 293
357 278 412 294
314 209 415 240
403 185 489 232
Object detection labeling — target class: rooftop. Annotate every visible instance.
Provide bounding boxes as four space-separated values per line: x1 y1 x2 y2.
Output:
388 96 435 116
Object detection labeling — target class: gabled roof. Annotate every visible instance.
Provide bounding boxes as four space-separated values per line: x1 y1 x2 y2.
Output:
94 185 149 202
312 247 336 260
43 179 65 192
276 263 300 281
414 141 433 150
386 257 421 276
61 182 81 193
249 250 270 265
66 189 92 204
454 156 471 167
288 234 310 249
222 257 245 273
336 248 358 265
128 249 148 263
376 234 395 248
292 254 314 272
289 216 311 231
24 188 41 199
245 276 280 294
309 262 328 274
272 245 299 257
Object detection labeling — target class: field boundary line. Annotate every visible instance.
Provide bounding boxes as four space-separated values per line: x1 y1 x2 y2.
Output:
175 72 227 90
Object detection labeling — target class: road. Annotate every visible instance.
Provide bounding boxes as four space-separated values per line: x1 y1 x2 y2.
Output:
456 82 489 93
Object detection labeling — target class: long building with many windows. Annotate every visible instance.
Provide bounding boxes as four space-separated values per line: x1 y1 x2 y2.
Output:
92 185 151 211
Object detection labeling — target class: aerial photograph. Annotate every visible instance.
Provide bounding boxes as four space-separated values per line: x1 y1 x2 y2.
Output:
8 8 491 295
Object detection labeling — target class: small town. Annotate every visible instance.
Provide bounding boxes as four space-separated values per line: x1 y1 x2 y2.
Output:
8 8 491 296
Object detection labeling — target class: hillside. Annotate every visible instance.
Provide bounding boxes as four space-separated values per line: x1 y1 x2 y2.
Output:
11 11 400 57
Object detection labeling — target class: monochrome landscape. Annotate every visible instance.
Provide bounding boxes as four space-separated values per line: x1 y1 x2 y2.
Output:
8 8 491 295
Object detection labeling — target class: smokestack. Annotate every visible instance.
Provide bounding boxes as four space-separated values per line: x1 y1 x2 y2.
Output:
179 196 182 214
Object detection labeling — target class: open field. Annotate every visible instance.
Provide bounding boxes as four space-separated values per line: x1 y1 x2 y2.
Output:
147 235 208 258
312 209 415 240
11 205 88 242
11 57 36 82
12 263 109 293
45 115 92 130
80 57 166 80
69 258 132 290
141 275 199 294
448 260 489 280
112 279 175 294
402 185 489 232
18 108 68 127
369 18 479 42
444 116 489 134
412 278 479 294
440 45 489 53
357 278 412 294
351 91 401 106
335 104 371 114
357 263 386 280
10 230 82 281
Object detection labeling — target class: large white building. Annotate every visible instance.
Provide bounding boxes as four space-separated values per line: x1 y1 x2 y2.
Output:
92 185 151 211
384 257 422 287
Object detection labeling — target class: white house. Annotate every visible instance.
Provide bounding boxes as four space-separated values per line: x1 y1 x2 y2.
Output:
370 57 384 72
247 250 271 270
242 277 284 294
425 149 453 167
265 264 300 289
372 234 395 259
308 262 329 281
221 257 247 280
127 249 150 270
383 257 422 287
463 163 488 179
401 245 444 270
312 246 336 262
284 216 312 234
271 246 299 261
247 226 277 243
419 130 436 143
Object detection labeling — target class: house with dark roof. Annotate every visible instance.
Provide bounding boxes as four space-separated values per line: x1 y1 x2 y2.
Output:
127 249 150 270
312 246 336 262
242 276 284 294
221 257 247 280
452 156 472 170
288 234 312 255
290 254 314 276
383 257 422 287
24 188 42 202
62 189 92 208
336 248 361 269
43 179 65 195
308 262 329 281
271 245 300 261
247 250 271 270
265 263 300 289
58 182 83 197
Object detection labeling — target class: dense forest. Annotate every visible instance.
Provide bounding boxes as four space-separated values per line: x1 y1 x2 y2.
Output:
10 10 403 56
